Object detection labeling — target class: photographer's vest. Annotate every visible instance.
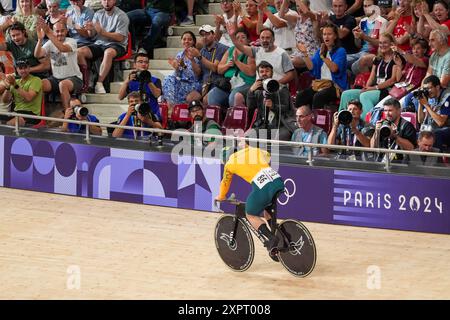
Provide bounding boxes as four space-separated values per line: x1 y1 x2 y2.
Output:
423 88 450 130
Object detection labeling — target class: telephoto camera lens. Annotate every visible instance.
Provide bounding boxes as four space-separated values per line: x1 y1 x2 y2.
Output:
338 110 353 126
379 120 393 138
73 106 89 117
262 78 280 93
134 103 151 115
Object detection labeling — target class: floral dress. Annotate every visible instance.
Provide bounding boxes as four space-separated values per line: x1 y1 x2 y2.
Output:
162 50 202 105
291 17 320 58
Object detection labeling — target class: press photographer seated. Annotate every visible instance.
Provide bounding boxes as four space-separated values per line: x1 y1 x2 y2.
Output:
370 98 417 162
61 98 102 135
417 75 450 151
117 52 162 122
328 99 372 160
112 91 162 139
247 61 292 141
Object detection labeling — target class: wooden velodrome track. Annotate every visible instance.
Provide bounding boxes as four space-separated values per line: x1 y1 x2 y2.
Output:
0 187 449 299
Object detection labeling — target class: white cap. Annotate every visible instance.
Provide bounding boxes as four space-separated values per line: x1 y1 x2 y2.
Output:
199 24 215 34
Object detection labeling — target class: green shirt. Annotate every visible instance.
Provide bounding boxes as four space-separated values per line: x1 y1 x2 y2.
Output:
12 75 43 116
224 47 256 85
6 39 40 68
430 48 450 88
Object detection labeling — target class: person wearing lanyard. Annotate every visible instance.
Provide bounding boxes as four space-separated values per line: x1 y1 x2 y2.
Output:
328 99 372 160
339 33 401 119
291 105 329 157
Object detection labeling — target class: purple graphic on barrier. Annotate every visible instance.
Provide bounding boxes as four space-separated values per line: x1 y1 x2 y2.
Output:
1 134 449 234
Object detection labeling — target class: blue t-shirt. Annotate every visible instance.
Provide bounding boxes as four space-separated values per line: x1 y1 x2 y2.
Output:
127 76 162 120
116 112 151 139
67 114 99 133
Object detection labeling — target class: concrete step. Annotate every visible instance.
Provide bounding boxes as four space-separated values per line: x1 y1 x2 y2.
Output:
84 103 128 122
110 81 122 94
153 47 183 60
117 59 172 70
168 25 200 36
208 3 247 15
82 93 124 104
195 14 216 26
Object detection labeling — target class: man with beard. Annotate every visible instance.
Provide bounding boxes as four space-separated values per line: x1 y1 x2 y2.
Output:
370 98 416 162
0 22 50 78
188 99 222 147
77 0 129 93
229 26 295 87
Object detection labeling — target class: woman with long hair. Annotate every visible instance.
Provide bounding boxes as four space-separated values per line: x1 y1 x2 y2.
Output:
295 23 348 109
0 0 39 40
207 27 256 110
339 33 402 118
162 31 202 110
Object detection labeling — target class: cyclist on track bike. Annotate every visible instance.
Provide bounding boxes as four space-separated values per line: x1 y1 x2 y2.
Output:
215 138 285 261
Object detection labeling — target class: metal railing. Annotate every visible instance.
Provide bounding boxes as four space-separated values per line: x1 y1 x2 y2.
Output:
1 111 449 172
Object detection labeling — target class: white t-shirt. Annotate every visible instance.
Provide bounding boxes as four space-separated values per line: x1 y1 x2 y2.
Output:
0 0 12 11
263 9 296 50
219 14 242 48
42 37 82 80
252 46 295 81
320 52 332 80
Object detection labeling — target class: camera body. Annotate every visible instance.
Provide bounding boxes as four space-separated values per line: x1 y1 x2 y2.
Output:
135 70 152 83
134 102 151 116
338 110 353 126
412 87 430 99
72 106 89 118
379 119 394 138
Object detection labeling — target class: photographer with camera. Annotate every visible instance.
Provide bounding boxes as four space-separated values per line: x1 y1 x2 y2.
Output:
370 98 416 162
247 60 293 141
328 99 372 159
112 91 162 139
117 52 162 121
417 75 450 151
188 99 222 147
61 97 102 135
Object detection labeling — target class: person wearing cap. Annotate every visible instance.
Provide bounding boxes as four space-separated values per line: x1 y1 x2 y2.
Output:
112 91 162 139
34 21 83 110
377 0 393 19
188 99 222 147
0 22 50 78
2 59 43 127
186 24 229 101
61 97 102 134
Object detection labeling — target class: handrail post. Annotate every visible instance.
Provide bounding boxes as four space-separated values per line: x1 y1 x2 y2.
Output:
14 116 20 136
307 147 314 166
85 124 91 144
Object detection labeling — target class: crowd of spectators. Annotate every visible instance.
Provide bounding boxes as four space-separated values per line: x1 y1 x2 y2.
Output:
0 0 448 166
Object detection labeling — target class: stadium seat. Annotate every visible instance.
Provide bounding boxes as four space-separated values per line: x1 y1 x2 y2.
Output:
352 72 371 89
171 103 191 122
32 98 46 129
401 112 418 130
114 33 133 63
205 105 222 125
222 105 248 132
159 103 169 129
312 109 333 134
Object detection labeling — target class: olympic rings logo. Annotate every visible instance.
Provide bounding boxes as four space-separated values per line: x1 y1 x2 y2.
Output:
278 178 296 205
